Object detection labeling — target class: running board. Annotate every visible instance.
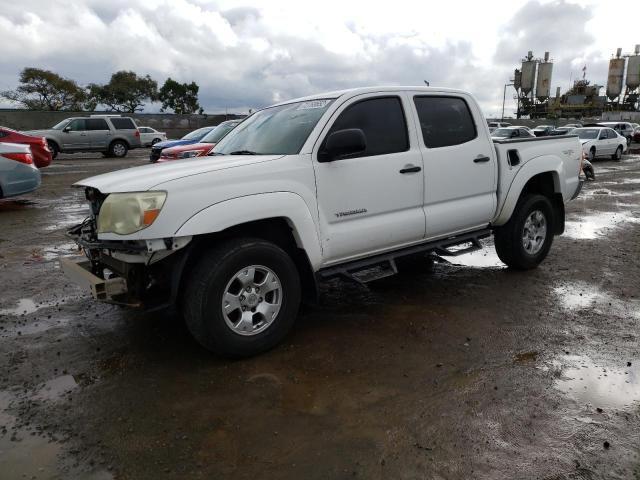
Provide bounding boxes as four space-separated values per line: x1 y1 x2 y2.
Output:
318 228 491 283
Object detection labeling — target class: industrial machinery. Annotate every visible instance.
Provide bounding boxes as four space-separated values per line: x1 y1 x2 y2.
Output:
512 46 639 119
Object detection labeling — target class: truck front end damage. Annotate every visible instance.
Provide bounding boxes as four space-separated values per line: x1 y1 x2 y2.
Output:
62 187 191 308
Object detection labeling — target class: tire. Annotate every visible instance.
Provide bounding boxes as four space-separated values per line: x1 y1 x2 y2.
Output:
182 238 301 358
494 194 555 270
612 145 622 161
151 138 161 146
47 140 59 160
588 147 595 161
108 140 128 158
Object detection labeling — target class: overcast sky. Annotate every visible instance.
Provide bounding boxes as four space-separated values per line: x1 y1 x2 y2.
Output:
0 0 637 116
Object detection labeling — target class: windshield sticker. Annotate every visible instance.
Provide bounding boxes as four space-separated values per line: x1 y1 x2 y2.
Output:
296 99 332 110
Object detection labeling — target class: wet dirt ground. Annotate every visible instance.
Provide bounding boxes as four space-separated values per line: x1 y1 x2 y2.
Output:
1 149 640 479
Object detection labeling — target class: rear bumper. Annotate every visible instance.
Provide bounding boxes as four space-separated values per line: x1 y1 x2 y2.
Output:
1 163 41 198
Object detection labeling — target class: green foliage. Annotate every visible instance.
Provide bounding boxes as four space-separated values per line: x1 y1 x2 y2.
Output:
88 71 158 113
1 68 87 111
158 78 202 114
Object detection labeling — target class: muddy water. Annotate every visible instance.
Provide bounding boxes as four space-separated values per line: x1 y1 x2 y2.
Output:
0 153 640 479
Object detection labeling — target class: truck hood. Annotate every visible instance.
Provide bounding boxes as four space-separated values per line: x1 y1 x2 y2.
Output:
74 154 285 193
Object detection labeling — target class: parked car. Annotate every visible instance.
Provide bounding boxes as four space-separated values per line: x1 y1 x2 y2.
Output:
149 126 217 162
0 126 52 168
158 120 241 162
491 126 536 139
138 127 167 146
24 115 141 159
487 121 511 133
0 143 41 198
593 122 634 145
550 127 575 136
532 125 555 137
63 86 582 357
563 123 583 129
573 127 627 160
633 125 640 143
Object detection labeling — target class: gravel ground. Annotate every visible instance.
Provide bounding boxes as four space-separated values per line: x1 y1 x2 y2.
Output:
0 148 640 479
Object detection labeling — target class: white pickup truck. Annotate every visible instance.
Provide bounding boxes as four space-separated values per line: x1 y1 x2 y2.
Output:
62 86 583 357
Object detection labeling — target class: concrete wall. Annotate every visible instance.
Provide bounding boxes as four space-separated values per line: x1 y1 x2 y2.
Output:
602 111 640 122
0 110 245 139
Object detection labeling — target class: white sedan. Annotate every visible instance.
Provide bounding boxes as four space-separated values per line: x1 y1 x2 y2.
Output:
573 127 627 161
138 126 167 146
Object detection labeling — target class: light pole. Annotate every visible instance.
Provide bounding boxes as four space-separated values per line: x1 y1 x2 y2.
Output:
502 83 514 122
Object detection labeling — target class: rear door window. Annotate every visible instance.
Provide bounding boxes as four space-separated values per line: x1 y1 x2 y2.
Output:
86 118 109 130
325 96 409 158
607 129 617 139
110 118 137 130
413 96 477 148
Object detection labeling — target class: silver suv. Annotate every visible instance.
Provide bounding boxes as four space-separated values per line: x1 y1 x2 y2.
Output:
25 115 142 159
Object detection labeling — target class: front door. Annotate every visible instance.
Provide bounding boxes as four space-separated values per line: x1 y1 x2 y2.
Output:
313 94 425 264
86 118 111 150
62 119 90 150
409 93 497 239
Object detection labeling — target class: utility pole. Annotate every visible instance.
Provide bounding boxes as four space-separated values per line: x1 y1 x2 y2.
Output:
502 83 514 122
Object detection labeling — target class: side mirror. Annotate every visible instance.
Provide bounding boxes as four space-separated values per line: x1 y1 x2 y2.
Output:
319 128 366 162
510 131 518 138
63 126 71 133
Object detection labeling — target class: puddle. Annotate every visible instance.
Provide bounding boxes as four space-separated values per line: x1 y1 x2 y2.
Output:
439 240 505 268
564 211 640 239
35 375 78 402
0 199 37 212
548 355 640 409
552 282 640 319
0 298 66 316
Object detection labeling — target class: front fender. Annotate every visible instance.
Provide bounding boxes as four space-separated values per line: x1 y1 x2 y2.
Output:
493 155 565 226
174 192 323 269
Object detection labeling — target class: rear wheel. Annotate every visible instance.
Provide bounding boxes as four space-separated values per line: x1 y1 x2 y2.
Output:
108 140 128 158
494 194 555 270
182 238 301 358
612 145 622 161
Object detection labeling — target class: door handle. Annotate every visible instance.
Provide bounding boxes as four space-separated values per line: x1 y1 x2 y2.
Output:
474 155 490 163
399 165 422 174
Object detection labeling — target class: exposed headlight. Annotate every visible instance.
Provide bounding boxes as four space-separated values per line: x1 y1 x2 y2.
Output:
97 191 167 235
178 150 203 159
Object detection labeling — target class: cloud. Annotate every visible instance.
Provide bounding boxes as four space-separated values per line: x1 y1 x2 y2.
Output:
0 0 619 116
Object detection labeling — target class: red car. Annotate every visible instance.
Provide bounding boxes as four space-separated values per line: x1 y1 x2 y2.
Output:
157 120 240 163
0 127 52 168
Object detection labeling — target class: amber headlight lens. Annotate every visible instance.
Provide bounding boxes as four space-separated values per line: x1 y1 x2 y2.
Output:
97 191 167 235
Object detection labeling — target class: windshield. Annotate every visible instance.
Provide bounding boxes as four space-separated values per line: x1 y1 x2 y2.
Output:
492 128 513 137
52 119 70 130
200 122 240 144
575 128 599 139
213 99 335 155
182 127 212 141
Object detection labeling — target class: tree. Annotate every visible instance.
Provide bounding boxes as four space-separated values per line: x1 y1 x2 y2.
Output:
88 71 157 113
158 78 203 114
1 67 87 111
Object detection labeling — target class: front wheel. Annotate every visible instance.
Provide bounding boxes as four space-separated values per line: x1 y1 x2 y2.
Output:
151 138 161 145
47 140 59 160
494 194 555 270
182 238 301 358
588 147 596 161
612 145 622 161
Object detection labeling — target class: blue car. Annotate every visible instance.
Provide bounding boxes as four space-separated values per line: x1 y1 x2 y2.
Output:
0 143 41 198
149 126 216 163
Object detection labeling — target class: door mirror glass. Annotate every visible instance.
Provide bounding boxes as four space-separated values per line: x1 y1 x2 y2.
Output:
63 126 71 133
320 128 366 162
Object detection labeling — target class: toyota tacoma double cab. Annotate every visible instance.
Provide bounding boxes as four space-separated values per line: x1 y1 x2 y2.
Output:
62 87 583 357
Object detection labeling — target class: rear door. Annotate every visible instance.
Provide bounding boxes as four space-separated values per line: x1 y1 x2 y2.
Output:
312 94 425 263
61 119 89 150
86 118 111 150
410 93 497 239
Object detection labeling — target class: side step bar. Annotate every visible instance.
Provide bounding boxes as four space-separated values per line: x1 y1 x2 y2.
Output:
318 228 491 284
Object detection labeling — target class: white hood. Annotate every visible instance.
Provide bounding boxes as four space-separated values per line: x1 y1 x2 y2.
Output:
75 155 284 193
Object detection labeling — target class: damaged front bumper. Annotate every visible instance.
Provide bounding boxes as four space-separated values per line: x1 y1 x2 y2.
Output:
62 219 192 308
